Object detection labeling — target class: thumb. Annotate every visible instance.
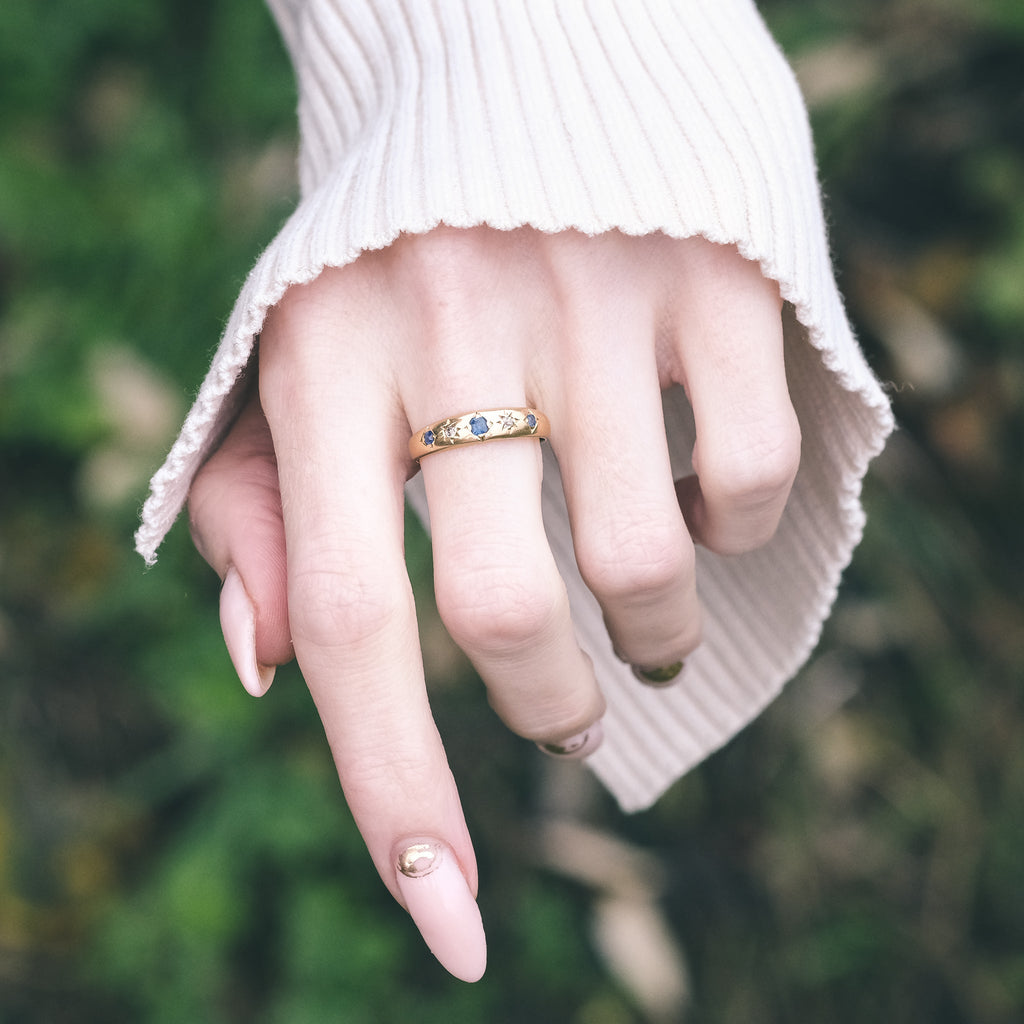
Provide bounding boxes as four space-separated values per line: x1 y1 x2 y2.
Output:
188 392 292 694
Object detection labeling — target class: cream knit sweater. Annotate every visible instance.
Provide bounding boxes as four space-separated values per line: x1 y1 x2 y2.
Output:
136 0 893 811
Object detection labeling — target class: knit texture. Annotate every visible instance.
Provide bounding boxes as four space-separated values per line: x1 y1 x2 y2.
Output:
136 0 893 811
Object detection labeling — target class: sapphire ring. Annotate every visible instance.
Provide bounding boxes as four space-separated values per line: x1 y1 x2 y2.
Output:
409 407 549 461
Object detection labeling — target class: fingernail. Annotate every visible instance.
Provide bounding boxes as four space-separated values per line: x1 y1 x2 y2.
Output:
631 661 685 687
220 566 276 697
538 719 604 759
395 840 487 983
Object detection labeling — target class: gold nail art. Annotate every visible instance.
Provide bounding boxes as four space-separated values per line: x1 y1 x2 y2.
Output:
397 842 443 878
632 661 685 686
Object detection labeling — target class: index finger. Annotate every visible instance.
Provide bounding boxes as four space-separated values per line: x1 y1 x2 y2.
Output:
258 274 486 982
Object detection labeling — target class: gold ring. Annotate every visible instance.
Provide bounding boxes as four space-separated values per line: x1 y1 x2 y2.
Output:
409 407 549 461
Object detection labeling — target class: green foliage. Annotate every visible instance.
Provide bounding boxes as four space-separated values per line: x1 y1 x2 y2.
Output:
2 0 1022 1022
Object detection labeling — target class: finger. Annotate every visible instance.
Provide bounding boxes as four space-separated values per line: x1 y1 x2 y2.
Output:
394 229 605 750
259 269 486 981
187 390 291 694
419 438 606 748
672 242 801 555
550 292 701 678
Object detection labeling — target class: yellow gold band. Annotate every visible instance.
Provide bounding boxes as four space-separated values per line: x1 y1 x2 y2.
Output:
408 407 549 461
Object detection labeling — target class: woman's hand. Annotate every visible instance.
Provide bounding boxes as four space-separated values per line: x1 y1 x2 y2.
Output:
186 226 800 981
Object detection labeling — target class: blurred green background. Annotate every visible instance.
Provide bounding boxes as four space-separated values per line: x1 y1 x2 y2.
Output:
1 1 1022 1021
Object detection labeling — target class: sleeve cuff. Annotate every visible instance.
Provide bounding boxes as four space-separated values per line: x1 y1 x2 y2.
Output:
137 0 893 809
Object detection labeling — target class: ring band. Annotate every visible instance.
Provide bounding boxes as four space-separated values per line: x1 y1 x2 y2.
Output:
409 407 549 461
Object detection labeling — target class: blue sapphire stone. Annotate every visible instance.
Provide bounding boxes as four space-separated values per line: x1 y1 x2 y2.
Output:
526 413 537 429
469 415 489 436
423 429 435 446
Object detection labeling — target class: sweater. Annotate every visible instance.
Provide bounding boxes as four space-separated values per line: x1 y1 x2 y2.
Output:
136 0 894 812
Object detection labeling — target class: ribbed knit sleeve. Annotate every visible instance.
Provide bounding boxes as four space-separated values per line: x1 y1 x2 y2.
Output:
136 0 893 811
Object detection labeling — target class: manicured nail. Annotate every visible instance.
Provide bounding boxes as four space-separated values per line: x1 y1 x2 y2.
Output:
538 719 604 759
631 661 685 687
220 566 276 697
395 840 486 983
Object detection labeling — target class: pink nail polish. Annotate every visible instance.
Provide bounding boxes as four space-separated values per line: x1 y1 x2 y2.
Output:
220 566 276 697
394 840 486 983
537 719 604 759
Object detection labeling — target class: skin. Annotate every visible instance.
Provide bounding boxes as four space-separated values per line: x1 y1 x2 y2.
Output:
187 226 801 976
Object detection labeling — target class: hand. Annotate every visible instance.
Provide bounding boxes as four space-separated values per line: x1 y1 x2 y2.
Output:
187 226 800 980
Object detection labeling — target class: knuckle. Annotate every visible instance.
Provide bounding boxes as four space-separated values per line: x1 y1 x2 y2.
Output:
437 561 563 655
187 478 283 574
697 423 802 555
402 227 498 316
578 513 693 603
704 420 801 510
289 564 406 651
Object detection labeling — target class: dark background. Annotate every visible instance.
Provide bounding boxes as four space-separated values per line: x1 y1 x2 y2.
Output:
1 1 1022 1021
